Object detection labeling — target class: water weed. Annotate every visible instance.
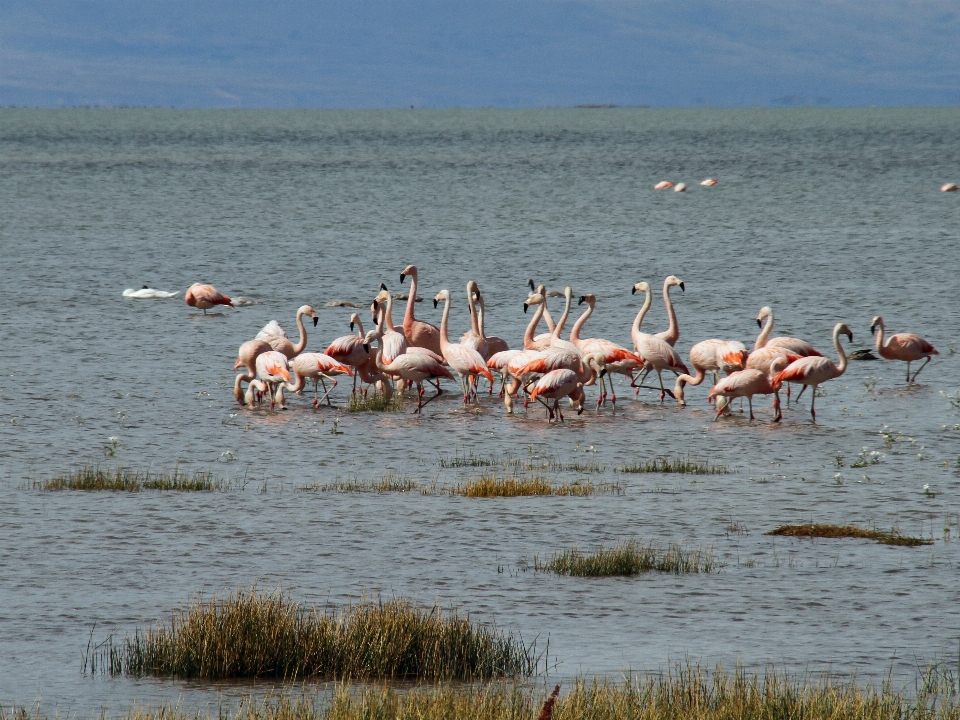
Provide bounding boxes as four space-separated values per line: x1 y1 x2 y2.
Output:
767 524 932 547
620 455 729 475
100 588 535 681
537 541 718 576
37 466 227 492
454 472 620 497
299 473 419 493
347 392 402 412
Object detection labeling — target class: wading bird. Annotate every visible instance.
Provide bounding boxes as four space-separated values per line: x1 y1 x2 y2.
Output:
870 316 938 382
185 283 233 314
773 323 853 421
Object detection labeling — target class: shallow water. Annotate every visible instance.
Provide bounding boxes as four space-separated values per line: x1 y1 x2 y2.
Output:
1 108 960 715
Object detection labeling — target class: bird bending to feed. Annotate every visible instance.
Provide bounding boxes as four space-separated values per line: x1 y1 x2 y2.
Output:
700 178 718 186
364 327 454 413
870 316 938 382
288 353 354 407
233 339 272 405
256 305 318 359
569 293 644 405
773 323 853 421
250 351 292 410
433 289 494 404
674 339 748 407
654 275 684 347
185 283 233 314
674 183 687 192
123 286 179 299
708 356 789 422
528 355 605 422
399 265 442 355
654 181 674 190
630 281 689 400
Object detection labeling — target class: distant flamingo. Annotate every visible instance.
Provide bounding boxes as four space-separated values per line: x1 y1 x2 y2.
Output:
185 283 233 314
708 356 789 422
673 339 747 407
942 183 958 192
674 183 687 192
288 353 354 407
399 265 442 355
870 316 938 382
251 351 292 410
256 305 318 358
233 339 272 405
569 294 644 405
364 327 455 413
433 289 494 404
700 178 718 186
654 181 674 190
654 276 684 347
324 313 372 394
773 323 853 421
630 281 689 399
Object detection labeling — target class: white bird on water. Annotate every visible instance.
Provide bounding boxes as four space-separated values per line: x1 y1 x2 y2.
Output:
123 286 179 299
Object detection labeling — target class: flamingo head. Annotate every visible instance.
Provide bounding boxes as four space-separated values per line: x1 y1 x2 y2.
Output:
631 281 650 296
757 306 772 327
578 293 596 307
523 292 544 313
400 265 416 284
585 352 607 379
870 316 883 334
298 305 319 327
674 378 687 406
433 289 450 309
666 275 684 292
837 323 853 343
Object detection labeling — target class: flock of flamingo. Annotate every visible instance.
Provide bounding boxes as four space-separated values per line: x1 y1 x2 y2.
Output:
183 268 939 423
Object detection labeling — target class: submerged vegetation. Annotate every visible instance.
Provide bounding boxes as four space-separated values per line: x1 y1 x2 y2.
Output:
346 392 402 413
99 588 535 681
38 466 227 492
439 449 606 474
538 541 718 576
56 662 960 720
619 455 729 475
453 472 621 498
298 473 420 493
767 524 932 547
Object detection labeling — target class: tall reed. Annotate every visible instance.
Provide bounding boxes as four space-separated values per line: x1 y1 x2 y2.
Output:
108 589 535 681
38 466 226 491
538 541 717 576
620 455 728 475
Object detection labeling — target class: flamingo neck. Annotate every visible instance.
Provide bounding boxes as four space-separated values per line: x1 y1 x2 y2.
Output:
569 300 594 345
293 309 309 355
833 325 848 375
353 318 365 339
553 290 572 339
677 367 706 388
661 281 678 343
439 297 452 350
538 286 557 333
466 282 480 336
477 297 488 339
523 302 546 349
404 270 418 329
383 294 397 332
755 312 773 351
631 287 653 343
286 372 306 394
873 321 886 353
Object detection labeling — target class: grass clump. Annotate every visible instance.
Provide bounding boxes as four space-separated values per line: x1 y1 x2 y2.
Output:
299 473 419 493
347 392 402 413
767 523 932 547
438 450 497 467
105 588 534 681
619 454 728 475
538 541 717 576
38 466 225 492
453 472 618 497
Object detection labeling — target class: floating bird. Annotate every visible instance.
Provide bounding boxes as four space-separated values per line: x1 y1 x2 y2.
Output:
654 181 674 190
674 183 687 192
941 183 958 192
123 286 179 299
700 178 718 186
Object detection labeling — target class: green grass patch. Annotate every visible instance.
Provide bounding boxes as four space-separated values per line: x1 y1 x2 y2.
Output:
767 523 932 547
298 473 420 493
620 454 728 475
347 392 402 412
100 588 535 681
38 466 227 491
537 541 718 576
453 472 620 498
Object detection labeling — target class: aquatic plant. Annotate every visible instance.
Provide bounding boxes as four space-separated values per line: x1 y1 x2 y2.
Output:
454 472 619 497
347 392 402 412
299 473 419 493
851 448 883 468
537 541 717 576
38 466 226 492
767 524 931 547
619 455 728 475
107 588 535 681
438 450 497 467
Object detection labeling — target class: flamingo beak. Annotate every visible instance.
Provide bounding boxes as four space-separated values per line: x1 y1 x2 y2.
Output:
578 296 585 305
577 407 584 415
847 332 854 342
363 343 370 352
433 299 439 309
372 300 379 310
599 369 607 378
400 273 406 284
527 279 535 291
313 317 319 327
380 282 388 291
679 282 685 292
870 324 877 333
350 321 355 331
631 286 637 295
523 303 529 313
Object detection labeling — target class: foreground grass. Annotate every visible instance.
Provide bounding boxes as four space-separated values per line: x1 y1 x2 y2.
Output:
35 663 960 720
453 472 620 498
538 541 718 576
620 455 729 475
38 466 226 491
100 589 534 681
767 524 932 547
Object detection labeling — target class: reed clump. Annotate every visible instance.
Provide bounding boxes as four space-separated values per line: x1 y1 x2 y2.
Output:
454 472 617 497
619 455 729 475
299 473 419 493
538 541 718 576
38 466 226 492
346 392 402 412
51 662 960 720
107 589 534 681
767 523 932 547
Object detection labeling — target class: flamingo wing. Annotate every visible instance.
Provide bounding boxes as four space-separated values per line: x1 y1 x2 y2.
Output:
773 357 834 386
888 333 938 359
257 320 288 342
443 344 494 381
529 369 578 401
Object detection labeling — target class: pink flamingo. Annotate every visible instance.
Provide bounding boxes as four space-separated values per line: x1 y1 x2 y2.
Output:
233 338 272 405
399 265 442 355
630 281 689 399
527 279 560 338
754 306 822 402
527 355 605 422
256 305 319 358
324 313 372 394
521 291 551 349
185 283 233 314
773 323 853 421
433 289 494 404
475 288 509 356
870 316 938 382
372 289 409 364
569 294 644 405
248 351 292 410
364 327 455 413
673 339 748 407
707 356 789 422
461 281 489 359
288 353 354 407
654 276 684 347
487 349 521 397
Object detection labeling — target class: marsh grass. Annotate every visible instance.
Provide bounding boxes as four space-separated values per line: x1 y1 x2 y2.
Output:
103 589 535 681
438 450 497 467
298 473 419 493
619 455 729 475
347 392 402 413
438 451 606 474
537 541 718 576
37 466 227 492
56 662 960 720
453 472 621 498
767 524 932 547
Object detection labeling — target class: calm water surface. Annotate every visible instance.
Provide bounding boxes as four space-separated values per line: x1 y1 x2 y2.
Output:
1 108 960 714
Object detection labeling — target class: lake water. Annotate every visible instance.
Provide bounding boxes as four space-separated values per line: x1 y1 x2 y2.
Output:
1 108 960 715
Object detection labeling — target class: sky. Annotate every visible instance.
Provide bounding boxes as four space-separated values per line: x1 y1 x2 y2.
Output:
1 0 958 108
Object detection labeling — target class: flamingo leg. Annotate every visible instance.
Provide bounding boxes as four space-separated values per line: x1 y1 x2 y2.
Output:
810 386 817 421
786 382 792 403
419 382 444 411
657 371 667 401
312 379 320 408
795 384 806 402
906 361 911 382
317 374 337 406
748 396 754 421
609 372 617 405
910 357 931 382
556 399 564 422
773 392 782 422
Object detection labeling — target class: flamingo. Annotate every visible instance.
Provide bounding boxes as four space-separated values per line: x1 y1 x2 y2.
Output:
673 339 748 407
363 327 455 413
433 289 494 404
870 316 938 382
475 288 509 356
700 178 718 186
487 349 521 397
707 356 789 422
654 181 674 190
773 323 853 421
942 183 958 192
527 279 560 335
249 351 292 410
461 281 489 359
528 355 605 422
755 306 822 402
288 353 354 407
674 183 687 192
569 294 644 406
256 305 318 359
522 288 553 350
399 265 442 355
233 338 272 405
654 276 684 347
372 289 409 364
630 281 689 400
324 313 372 394
185 283 233 314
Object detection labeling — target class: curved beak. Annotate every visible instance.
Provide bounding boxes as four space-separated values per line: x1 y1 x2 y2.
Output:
523 303 529 313
362 343 370 353
578 296 585 305
433 299 439 309
631 286 637 295
349 321 355 331
679 282 685 292
400 273 406 284
870 324 877 333
599 368 607 378
847 332 854 342
312 316 319 327
757 319 762 328
372 300 379 310
527 279 535 291
379 282 388 291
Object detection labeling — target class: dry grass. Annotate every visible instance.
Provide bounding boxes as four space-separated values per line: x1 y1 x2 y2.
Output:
100 588 534 681
538 541 718 576
347 392 402 412
767 524 932 547
41 663 960 720
620 455 729 475
453 472 620 498
37 466 226 491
